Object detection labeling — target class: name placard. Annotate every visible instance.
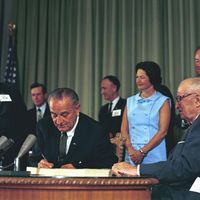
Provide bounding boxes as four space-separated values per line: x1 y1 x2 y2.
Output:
0 94 12 102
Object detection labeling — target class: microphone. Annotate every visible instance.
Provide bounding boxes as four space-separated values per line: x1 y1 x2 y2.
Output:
16 134 37 159
0 136 15 156
0 136 8 150
14 134 36 171
0 138 14 153
0 136 14 171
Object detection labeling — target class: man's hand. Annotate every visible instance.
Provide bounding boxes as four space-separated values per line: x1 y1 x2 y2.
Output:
111 162 137 177
61 163 75 169
38 159 54 168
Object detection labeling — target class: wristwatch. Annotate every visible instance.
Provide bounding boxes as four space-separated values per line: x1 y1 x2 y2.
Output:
139 149 146 157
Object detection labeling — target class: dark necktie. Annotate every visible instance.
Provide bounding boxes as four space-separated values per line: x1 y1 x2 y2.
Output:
108 102 113 113
37 108 42 122
59 132 68 162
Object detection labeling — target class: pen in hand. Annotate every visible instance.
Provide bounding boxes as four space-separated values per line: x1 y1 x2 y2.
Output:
41 153 47 160
39 154 54 168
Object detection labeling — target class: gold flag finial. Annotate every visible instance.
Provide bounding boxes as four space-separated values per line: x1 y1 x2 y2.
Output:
8 22 16 35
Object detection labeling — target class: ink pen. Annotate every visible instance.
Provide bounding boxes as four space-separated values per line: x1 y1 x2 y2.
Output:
41 153 54 168
41 154 47 161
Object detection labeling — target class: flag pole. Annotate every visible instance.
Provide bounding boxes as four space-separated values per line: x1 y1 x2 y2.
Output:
4 22 17 84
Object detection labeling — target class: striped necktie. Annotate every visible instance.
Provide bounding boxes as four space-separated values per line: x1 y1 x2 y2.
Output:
37 108 42 122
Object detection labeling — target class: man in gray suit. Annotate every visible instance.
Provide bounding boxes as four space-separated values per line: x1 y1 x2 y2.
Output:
112 77 200 199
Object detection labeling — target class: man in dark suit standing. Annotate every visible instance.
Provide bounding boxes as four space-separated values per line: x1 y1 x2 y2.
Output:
26 83 50 134
0 83 27 169
99 75 126 138
112 77 200 199
29 87 117 169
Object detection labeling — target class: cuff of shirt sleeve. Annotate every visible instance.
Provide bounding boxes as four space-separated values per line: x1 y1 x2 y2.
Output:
137 164 140 176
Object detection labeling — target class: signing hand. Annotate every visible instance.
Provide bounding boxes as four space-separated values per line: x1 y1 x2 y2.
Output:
38 159 54 168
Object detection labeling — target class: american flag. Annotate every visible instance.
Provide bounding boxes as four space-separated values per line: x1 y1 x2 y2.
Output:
4 35 17 84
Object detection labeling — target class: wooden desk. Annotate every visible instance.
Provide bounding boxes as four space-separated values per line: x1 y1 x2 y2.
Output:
0 176 158 200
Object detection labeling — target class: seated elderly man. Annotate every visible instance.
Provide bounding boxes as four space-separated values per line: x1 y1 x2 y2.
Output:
112 77 200 200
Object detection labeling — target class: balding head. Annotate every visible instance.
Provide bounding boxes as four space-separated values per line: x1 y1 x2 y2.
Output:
177 77 200 94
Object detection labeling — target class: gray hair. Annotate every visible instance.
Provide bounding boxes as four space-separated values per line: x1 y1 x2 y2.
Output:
181 77 200 94
48 88 79 105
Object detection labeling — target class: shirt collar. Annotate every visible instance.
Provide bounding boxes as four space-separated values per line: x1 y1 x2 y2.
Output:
37 102 47 114
66 115 79 137
136 91 158 103
190 114 200 124
111 96 120 109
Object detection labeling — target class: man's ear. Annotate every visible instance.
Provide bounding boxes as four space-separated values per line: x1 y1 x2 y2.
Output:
75 103 81 113
195 94 200 108
112 84 117 93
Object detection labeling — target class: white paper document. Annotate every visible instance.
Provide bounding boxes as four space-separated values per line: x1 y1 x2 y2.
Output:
190 177 200 193
26 167 111 177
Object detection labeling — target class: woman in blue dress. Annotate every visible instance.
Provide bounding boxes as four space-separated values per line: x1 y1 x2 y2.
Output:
122 61 171 165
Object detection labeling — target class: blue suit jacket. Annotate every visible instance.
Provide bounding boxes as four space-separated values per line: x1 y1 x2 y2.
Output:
140 115 200 199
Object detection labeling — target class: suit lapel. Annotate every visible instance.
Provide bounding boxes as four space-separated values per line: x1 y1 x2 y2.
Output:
44 104 50 117
181 115 200 141
114 98 122 110
65 115 84 159
168 117 200 159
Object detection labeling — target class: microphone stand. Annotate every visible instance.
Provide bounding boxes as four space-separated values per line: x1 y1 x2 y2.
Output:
0 155 4 171
0 150 6 171
14 157 20 171
0 150 30 176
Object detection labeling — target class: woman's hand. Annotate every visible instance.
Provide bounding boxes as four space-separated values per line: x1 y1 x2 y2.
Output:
133 150 144 164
